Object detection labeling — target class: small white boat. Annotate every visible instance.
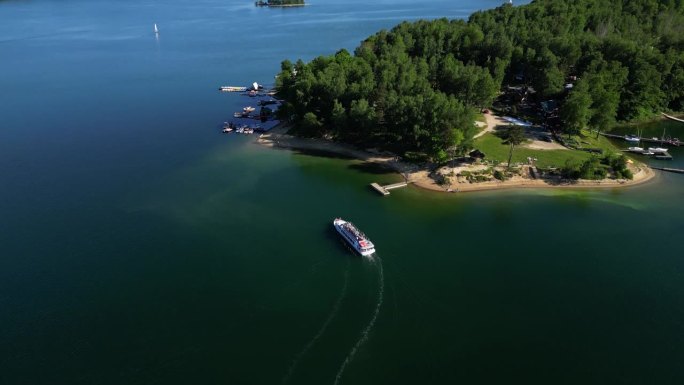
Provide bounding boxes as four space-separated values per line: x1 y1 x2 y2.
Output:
220 86 247 92
624 134 640 143
222 127 233 133
628 147 644 152
243 106 256 113
648 147 668 154
154 23 159 34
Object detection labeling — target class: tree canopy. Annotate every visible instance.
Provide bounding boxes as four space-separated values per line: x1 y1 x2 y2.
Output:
276 0 684 159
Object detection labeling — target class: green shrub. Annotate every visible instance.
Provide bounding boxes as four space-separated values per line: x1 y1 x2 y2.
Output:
493 169 507 181
403 151 430 162
619 169 634 180
435 174 451 186
561 160 582 179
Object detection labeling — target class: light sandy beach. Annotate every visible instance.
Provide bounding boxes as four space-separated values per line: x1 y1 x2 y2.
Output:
257 123 657 194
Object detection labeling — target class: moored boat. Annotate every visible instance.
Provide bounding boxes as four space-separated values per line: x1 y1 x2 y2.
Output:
624 134 640 143
648 147 669 154
333 218 375 256
220 86 247 92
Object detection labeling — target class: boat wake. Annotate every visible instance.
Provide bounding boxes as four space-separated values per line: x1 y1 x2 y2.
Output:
282 260 350 385
333 256 384 385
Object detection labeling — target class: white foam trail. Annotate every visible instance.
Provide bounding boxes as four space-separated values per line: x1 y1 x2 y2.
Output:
333 257 384 385
282 261 350 384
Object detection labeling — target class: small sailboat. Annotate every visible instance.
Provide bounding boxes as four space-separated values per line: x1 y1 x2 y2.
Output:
154 23 159 35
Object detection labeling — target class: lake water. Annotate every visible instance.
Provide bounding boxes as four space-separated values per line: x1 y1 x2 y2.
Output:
1 1 683 384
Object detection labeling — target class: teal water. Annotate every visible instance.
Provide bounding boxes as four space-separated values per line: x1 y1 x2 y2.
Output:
2 1 684 384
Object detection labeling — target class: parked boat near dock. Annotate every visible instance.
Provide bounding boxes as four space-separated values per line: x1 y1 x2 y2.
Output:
648 147 669 154
220 86 247 92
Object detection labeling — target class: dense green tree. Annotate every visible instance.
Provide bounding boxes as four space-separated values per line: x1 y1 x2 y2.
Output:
348 99 376 138
561 80 593 136
504 125 526 170
276 0 684 159
300 112 322 136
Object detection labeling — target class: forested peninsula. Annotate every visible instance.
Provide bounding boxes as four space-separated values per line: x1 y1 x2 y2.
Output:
275 0 684 161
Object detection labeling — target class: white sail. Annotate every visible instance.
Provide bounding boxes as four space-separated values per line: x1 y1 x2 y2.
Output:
154 23 159 34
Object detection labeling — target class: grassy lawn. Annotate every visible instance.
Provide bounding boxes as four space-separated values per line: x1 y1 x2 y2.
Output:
573 129 623 152
474 133 596 168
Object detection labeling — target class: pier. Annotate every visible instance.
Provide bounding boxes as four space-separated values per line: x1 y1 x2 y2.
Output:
600 132 681 147
652 167 684 174
622 148 673 159
662 112 684 124
371 181 409 196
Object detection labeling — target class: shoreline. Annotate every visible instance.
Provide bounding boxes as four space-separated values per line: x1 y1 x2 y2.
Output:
256 124 657 194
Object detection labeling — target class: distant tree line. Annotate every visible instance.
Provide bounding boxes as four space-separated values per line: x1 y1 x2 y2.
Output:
276 0 684 160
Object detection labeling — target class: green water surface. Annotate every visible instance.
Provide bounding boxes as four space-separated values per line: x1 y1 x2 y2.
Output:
1 1 683 384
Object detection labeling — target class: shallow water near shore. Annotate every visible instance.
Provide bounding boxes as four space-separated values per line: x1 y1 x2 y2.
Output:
2 0 684 384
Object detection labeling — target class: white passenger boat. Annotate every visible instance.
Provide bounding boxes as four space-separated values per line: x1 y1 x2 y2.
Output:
333 218 375 256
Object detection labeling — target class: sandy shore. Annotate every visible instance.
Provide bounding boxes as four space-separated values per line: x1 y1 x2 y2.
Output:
257 124 657 194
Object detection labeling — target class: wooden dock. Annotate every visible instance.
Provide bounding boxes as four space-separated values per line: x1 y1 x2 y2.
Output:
652 167 684 174
371 181 409 196
622 149 674 159
662 112 684 124
601 132 681 147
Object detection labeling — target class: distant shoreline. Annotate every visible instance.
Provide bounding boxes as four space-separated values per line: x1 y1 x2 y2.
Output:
255 1 307 7
256 123 657 194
